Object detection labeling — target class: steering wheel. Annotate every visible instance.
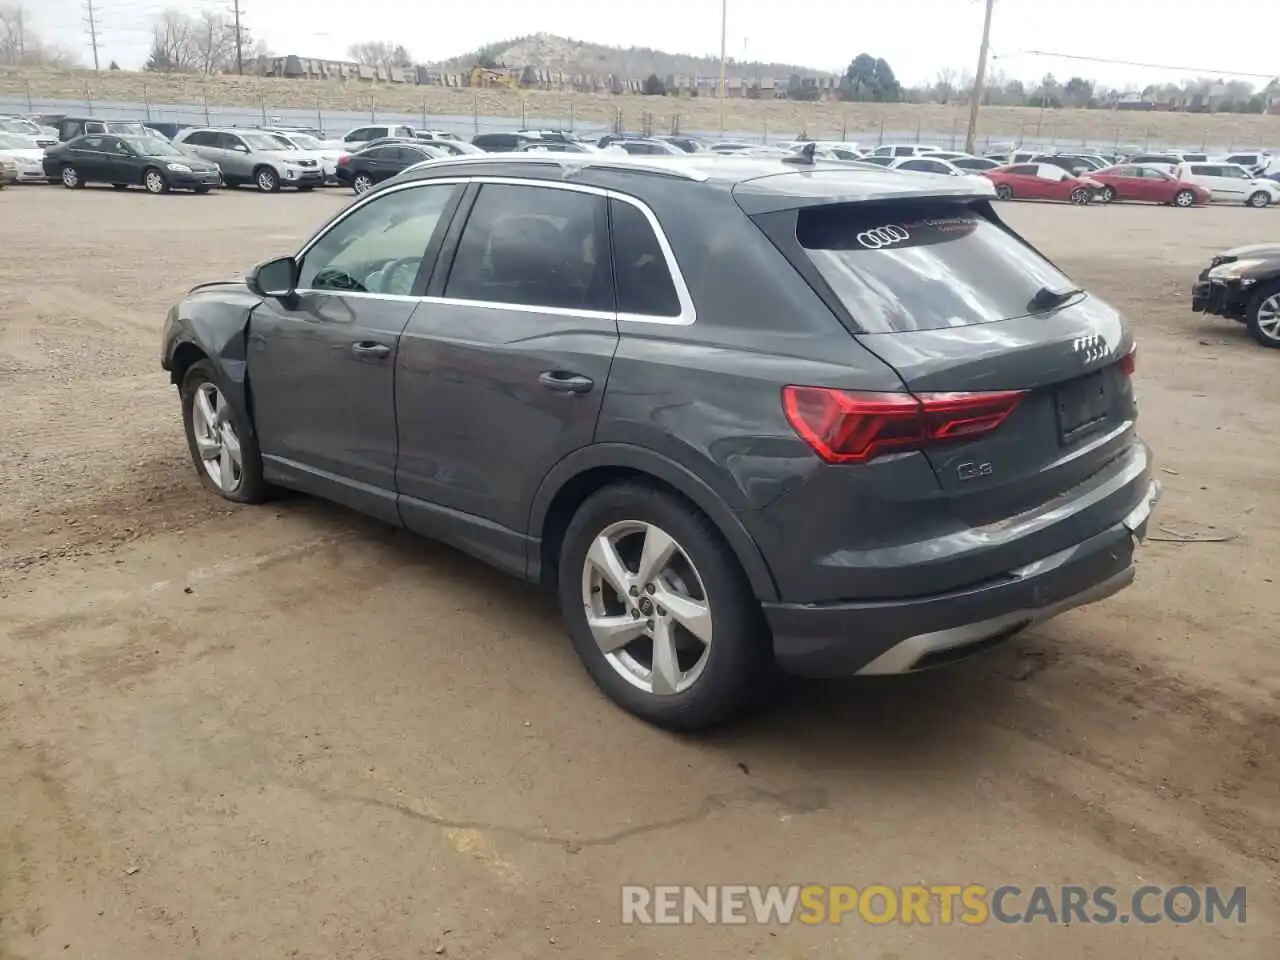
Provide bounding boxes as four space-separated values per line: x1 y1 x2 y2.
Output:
364 257 423 296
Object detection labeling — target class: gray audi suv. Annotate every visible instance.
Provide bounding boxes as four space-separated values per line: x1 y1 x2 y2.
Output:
160 151 1160 730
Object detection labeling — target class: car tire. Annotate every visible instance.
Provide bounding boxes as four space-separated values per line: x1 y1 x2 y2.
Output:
180 360 270 503
1173 189 1196 207
995 184 1013 200
1100 186 1116 203
557 483 770 731
143 167 169 195
59 164 83 189
352 173 373 194
1245 283 1280 348
1248 190 1271 208
1069 187 1091 205
253 166 280 193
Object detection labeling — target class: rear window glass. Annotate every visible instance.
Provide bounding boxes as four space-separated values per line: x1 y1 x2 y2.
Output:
797 202 1075 333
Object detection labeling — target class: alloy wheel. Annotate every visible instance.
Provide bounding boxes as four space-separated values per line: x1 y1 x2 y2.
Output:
580 520 713 696
191 382 244 493
353 174 372 194
1254 294 1280 343
60 165 78 188
1249 191 1270 208
1175 190 1194 207
1101 186 1116 203
1070 188 1090 205
257 169 277 192
145 170 165 194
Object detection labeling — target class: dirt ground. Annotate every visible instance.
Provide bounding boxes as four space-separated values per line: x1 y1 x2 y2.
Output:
0 184 1277 959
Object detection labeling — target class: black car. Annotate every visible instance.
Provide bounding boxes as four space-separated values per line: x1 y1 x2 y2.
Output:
43 134 221 193
55 116 154 141
335 141 446 193
471 132 549 153
1191 244 1280 348
159 151 1158 730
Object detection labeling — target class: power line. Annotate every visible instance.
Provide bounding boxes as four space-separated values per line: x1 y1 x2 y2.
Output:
1000 50 1278 82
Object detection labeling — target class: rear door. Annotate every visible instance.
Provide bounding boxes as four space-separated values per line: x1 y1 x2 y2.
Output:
791 199 1136 548
394 180 619 563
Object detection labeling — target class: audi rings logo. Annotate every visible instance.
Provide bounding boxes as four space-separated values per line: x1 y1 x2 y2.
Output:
856 224 910 250
1073 334 1108 366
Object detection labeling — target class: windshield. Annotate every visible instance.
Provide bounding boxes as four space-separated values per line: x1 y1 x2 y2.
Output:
0 117 39 135
0 132 34 149
287 133 324 150
123 136 181 156
241 132 288 151
103 121 147 135
796 200 1077 333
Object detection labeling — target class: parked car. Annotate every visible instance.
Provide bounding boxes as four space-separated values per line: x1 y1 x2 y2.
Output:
887 155 985 179
1172 162 1280 207
950 156 1001 172
0 115 57 148
868 144 942 158
1089 164 1210 206
158 151 1158 729
415 129 464 143
335 141 447 193
1222 152 1270 175
472 132 550 153
658 135 708 153
261 129 346 183
518 141 598 154
854 155 895 167
174 128 324 192
143 121 192 141
43 134 222 193
1191 243 1280 347
0 131 50 183
424 139 485 156
54 117 153 141
606 139 686 156
1123 153 1186 171
340 123 417 146
1030 154 1110 175
984 163 1103 203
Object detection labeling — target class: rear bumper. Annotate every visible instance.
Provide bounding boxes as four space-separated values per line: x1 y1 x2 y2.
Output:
764 479 1161 677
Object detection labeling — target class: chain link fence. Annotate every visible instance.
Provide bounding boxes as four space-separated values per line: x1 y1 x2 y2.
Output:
0 86 1265 156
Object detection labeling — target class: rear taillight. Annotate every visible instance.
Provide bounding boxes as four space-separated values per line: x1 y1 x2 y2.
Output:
337 154 350 165
1118 344 1136 376
783 386 1027 464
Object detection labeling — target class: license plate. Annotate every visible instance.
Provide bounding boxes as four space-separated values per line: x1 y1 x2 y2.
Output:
1056 371 1110 443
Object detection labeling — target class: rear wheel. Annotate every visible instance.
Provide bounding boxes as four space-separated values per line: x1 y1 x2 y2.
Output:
143 167 168 194
1247 190 1271 208
60 164 83 189
558 484 769 731
1245 283 1280 348
352 173 373 194
1173 189 1196 207
1100 186 1116 203
1069 187 1091 205
995 184 1014 200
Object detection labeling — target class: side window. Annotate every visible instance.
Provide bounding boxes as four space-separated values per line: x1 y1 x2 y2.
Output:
610 198 680 318
75 136 103 151
183 131 209 147
444 183 609 312
103 136 127 155
217 133 245 151
394 146 429 164
345 127 372 142
1006 165 1036 176
893 146 913 156
297 183 459 296
1188 164 1213 177
872 146 892 156
85 121 105 134
394 126 414 138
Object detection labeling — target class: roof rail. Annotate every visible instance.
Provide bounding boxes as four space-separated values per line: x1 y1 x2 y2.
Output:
402 152 709 182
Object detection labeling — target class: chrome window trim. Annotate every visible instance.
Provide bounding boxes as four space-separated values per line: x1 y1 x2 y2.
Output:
290 174 696 325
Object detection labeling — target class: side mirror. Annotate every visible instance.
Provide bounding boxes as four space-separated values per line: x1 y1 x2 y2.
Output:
247 256 298 299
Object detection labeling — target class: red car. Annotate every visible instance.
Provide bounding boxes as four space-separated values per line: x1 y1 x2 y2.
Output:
983 162 1102 204
1089 164 1210 207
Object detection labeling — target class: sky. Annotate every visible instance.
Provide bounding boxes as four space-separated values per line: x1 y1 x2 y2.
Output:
26 0 1280 92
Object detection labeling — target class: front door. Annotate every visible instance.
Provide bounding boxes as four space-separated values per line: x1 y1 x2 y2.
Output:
67 136 108 179
394 181 619 574
98 136 137 184
247 179 464 523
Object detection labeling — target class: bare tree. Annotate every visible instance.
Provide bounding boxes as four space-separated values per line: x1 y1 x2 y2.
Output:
933 66 957 104
348 40 413 71
190 9 237 74
146 8 199 73
0 4 79 66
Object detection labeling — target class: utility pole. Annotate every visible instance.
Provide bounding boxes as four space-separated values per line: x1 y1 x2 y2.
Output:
964 0 995 155
84 0 100 71
14 3 23 61
718 0 727 133
232 0 244 75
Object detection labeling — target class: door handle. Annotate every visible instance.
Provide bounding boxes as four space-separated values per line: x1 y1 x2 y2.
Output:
538 371 594 394
351 341 391 360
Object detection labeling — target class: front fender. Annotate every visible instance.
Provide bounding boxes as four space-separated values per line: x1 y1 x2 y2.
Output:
527 443 780 602
161 281 261 431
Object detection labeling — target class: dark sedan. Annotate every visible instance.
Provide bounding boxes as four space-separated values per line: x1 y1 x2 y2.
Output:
44 134 221 193
335 141 446 193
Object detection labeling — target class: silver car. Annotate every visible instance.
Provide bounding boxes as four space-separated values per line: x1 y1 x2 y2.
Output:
173 128 324 192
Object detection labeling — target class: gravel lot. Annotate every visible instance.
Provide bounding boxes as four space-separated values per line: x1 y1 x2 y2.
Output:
1 185 1277 959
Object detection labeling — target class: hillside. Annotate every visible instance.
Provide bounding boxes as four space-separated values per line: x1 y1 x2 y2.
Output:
432 33 838 80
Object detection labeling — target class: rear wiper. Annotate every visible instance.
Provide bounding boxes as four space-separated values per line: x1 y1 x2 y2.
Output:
1030 285 1084 311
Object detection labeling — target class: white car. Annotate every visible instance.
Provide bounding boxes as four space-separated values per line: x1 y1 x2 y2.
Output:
1173 162 1280 207
887 155 995 190
868 143 943 158
263 130 345 183
340 123 417 147
0 132 48 182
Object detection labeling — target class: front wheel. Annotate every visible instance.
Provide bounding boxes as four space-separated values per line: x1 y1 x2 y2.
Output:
1245 284 1280 348
143 167 169 194
1069 187 1091 205
180 360 269 502
1173 189 1196 207
352 173 373 194
254 166 280 193
1248 191 1271 208
995 184 1014 200
60 164 83 189
557 484 770 731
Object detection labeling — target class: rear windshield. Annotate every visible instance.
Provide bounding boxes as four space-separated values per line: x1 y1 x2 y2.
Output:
796 201 1075 333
